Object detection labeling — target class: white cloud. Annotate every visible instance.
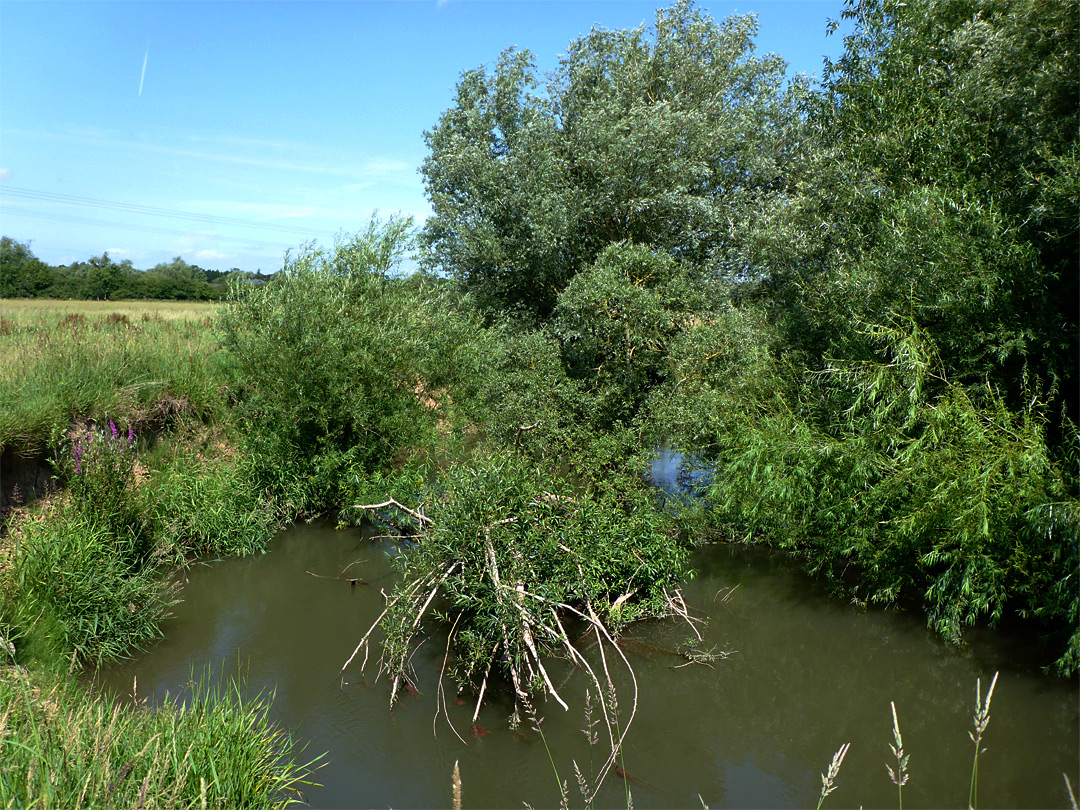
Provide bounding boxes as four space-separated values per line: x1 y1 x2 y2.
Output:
0 168 12 181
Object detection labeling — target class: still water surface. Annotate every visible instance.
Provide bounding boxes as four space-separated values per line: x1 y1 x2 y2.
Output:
97 513 1078 808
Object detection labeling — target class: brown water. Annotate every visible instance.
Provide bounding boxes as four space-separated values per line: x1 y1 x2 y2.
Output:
94 517 1079 809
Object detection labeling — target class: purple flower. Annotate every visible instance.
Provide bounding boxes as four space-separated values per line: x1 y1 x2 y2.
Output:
128 426 135 448
75 459 82 476
110 420 118 440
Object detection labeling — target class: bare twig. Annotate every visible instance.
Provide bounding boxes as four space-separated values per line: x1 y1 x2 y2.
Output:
305 570 369 587
434 612 468 745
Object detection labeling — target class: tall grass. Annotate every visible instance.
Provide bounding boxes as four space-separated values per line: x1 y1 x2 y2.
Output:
0 504 177 668
0 306 231 456
0 665 320 808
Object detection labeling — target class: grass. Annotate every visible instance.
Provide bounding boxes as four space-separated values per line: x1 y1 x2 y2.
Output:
0 299 231 457
0 664 320 809
0 295 302 807
810 671 1066 810
1 502 177 668
0 298 217 326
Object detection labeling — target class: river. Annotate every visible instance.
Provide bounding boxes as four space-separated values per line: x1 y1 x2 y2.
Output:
94 505 1078 808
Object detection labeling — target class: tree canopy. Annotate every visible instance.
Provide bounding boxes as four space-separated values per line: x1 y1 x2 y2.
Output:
420 0 800 322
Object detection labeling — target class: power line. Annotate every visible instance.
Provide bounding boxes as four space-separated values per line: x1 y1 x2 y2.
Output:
0 185 341 240
3 206 296 251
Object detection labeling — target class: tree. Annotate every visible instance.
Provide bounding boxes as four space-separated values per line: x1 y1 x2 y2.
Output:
420 0 801 322
0 237 53 298
752 0 1078 418
656 0 1080 674
81 253 123 300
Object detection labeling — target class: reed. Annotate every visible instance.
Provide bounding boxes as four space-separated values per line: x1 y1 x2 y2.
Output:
815 742 850 810
886 700 909 809
0 664 320 808
967 671 998 810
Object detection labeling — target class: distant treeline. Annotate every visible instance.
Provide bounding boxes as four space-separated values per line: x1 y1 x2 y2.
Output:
0 236 275 301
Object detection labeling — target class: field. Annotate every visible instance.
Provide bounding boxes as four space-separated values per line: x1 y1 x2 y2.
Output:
0 299 229 457
0 298 216 327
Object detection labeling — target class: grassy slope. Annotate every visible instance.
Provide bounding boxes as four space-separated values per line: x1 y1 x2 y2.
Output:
0 300 309 808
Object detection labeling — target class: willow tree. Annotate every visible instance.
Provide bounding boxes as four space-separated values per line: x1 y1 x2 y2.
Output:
658 0 1080 674
420 0 802 322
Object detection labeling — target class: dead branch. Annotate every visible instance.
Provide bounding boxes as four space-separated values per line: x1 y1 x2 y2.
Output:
513 421 541 448
305 570 369 587
434 613 468 745
353 497 433 527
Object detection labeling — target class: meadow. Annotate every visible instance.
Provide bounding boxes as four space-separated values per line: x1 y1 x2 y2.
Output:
0 299 229 458
0 297 217 326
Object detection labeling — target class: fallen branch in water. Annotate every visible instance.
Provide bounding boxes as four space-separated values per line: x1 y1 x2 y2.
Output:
339 458 700 800
305 570 370 587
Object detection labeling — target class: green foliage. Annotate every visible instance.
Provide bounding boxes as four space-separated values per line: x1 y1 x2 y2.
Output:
552 242 703 424
220 217 481 510
140 446 280 562
1 505 176 668
420 0 799 320
0 237 52 298
464 326 585 459
662 315 1080 672
754 0 1078 414
354 454 686 703
0 666 318 808
0 237 259 301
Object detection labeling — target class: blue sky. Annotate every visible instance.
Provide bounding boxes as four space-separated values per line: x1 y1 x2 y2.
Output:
1 1 846 273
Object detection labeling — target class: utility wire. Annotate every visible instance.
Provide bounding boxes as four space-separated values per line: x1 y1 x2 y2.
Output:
0 185 341 240
3 206 296 250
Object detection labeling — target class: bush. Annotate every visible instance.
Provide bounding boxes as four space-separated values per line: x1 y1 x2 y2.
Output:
1 505 176 668
220 219 452 510
347 454 688 709
661 315 1080 673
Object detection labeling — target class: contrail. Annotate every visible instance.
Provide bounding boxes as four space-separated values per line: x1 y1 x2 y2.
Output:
139 45 148 97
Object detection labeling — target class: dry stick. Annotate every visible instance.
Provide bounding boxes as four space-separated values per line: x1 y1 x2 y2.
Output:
353 497 433 526
341 570 441 676
483 527 530 711
663 585 705 642
305 570 368 586
434 612 468 745
391 562 460 706
549 608 619 752
471 654 496 725
513 586 639 802
578 588 640 805
507 545 569 712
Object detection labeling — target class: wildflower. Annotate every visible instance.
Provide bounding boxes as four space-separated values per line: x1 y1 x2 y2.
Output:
109 420 118 439
128 425 135 448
